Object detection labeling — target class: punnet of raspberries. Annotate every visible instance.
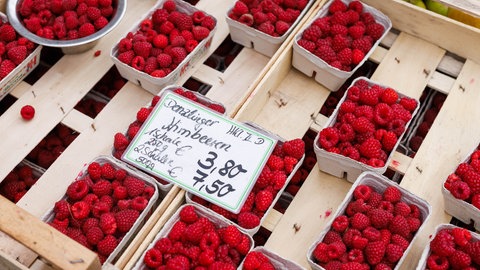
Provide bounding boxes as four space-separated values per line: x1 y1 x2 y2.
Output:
443 144 480 211
0 20 37 80
424 226 480 269
317 78 418 168
112 87 226 160
46 158 157 263
114 0 216 78
190 137 305 231
17 0 117 40
0 162 41 203
297 0 386 71
310 183 424 269
141 204 252 269
227 0 310 37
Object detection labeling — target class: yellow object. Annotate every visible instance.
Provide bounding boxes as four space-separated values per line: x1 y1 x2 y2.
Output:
409 0 427 8
447 8 480 28
425 0 448 16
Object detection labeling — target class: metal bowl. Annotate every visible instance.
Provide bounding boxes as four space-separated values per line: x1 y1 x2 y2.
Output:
6 0 127 54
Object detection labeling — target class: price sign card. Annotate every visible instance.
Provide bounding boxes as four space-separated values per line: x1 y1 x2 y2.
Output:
122 91 277 213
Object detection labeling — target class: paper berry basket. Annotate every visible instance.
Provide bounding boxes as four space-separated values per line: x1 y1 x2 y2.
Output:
292 0 392 91
110 0 217 94
441 144 480 231
225 0 315 58
314 77 419 183
415 224 480 270
0 12 42 102
41 155 161 265
307 171 431 270
186 122 305 236
239 246 305 270
131 203 254 269
111 85 227 193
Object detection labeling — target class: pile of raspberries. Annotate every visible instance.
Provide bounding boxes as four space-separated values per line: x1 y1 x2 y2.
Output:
47 159 156 263
141 205 251 269
297 0 386 71
115 0 215 78
228 0 310 37
190 138 305 231
425 226 480 270
444 144 480 210
17 0 117 40
0 163 40 203
318 79 417 168
0 22 37 80
242 250 280 269
311 184 424 269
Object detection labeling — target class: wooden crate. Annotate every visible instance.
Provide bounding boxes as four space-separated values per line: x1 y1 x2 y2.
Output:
1 0 480 269
0 0 324 269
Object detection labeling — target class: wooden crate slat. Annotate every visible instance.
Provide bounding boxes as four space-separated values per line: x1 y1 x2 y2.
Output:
370 32 445 99
10 82 32 99
263 166 352 268
0 196 101 270
397 59 480 269
61 109 94 134
0 249 29 270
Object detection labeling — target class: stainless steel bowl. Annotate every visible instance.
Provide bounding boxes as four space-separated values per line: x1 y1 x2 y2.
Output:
6 0 127 54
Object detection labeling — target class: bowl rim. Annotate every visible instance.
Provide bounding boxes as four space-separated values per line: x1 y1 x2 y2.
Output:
6 0 127 48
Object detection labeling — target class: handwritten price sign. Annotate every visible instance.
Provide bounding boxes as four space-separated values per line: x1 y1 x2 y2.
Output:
122 91 277 213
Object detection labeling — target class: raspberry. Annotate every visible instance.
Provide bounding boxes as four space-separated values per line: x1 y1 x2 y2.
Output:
91 180 111 197
78 23 95 38
367 208 393 229
364 241 386 265
283 156 298 174
231 1 249 16
338 123 355 142
450 180 471 200
381 131 397 152
337 47 352 66
136 107 151 123
388 119 406 137
313 242 329 263
352 36 373 53
348 25 365 39
327 241 347 259
352 116 375 134
383 186 402 203
359 88 378 107
53 200 71 220
179 205 198 224
350 212 370 230
332 34 351 52
85 226 104 246
302 25 322 41
451 227 471 247
319 127 340 149
472 193 480 209
123 176 145 197
143 248 163 268
101 163 116 180
192 25 210 40
117 50 135 65
359 137 381 159
380 88 399 105
332 215 349 232
71 200 90 220
282 138 305 159
366 22 384 40
463 241 480 265
7 45 28 66
315 45 337 64
0 60 16 80
19 105 36 120
97 234 118 256
353 185 372 201
427 254 449 270
237 212 260 229
329 0 347 13
169 46 187 64
99 212 117 235
449 250 472 269
115 209 139 233
255 190 274 212
66 180 89 201
399 97 417 112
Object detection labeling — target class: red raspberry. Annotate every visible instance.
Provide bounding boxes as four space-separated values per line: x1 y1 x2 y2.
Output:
54 200 71 220
323 231 342 244
426 254 449 270
283 156 298 174
329 0 347 13
337 47 352 66
266 154 284 171
380 88 399 105
117 50 135 65
179 205 198 224
312 242 329 263
359 87 379 107
66 180 89 201
97 234 118 257
237 212 260 229
450 180 471 200
315 45 337 64
85 226 104 246
451 227 472 247
275 20 290 36
362 226 381 242
71 200 90 220
123 176 145 197
359 137 382 159
136 107 151 123
350 212 370 230
367 208 393 229
302 25 322 41
364 241 386 265
332 215 349 232
366 22 385 40
338 123 355 142
385 243 404 263
388 214 411 239
353 185 372 201
298 39 315 52
231 1 249 16
192 25 210 40
20 105 35 120
373 103 393 126
282 138 305 159
352 36 373 54
471 193 480 209
331 11 350 26
0 60 16 80
348 25 365 39
463 241 480 265
254 190 274 212
383 186 402 203
331 34 351 52
388 119 407 137
399 97 417 112
91 180 112 197
115 209 139 233
319 127 339 150
78 23 95 38
327 241 347 259
381 131 397 152
143 248 163 268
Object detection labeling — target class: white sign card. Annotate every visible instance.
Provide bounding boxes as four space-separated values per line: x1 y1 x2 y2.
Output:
122 91 277 213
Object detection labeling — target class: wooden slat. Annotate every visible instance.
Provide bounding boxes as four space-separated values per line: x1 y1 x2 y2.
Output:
0 196 101 270
398 59 480 269
261 209 283 232
370 32 445 99
436 0 480 17
264 166 351 268
0 249 29 270
363 0 480 64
